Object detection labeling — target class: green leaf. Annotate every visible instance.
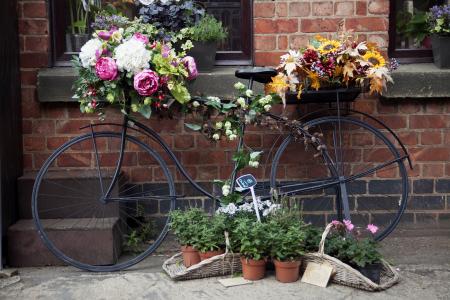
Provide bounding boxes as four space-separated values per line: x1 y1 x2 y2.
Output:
138 105 152 119
184 123 202 131
170 82 191 104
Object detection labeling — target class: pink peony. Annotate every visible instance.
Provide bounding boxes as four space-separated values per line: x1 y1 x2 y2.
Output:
95 57 118 81
367 224 379 234
97 31 111 40
133 70 159 96
182 56 198 80
133 32 149 44
343 219 354 231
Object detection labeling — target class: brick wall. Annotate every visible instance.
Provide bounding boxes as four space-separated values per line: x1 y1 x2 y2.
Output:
17 0 450 225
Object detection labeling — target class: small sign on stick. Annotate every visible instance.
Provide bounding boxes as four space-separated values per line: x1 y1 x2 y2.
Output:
235 174 261 222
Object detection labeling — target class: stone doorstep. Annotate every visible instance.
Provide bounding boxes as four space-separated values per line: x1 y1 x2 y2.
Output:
7 218 122 267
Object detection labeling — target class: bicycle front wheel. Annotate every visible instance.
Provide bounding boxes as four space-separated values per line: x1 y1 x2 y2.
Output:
270 116 408 240
32 131 175 271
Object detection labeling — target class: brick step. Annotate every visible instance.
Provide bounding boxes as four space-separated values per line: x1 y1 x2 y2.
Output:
7 218 121 267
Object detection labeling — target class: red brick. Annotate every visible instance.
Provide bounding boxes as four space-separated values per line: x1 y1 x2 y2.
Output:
289 2 311 17
20 53 48 68
411 148 450 162
174 135 195 149
20 69 37 85
422 164 444 177
367 34 389 49
278 35 288 50
130 167 153 183
397 132 418 146
254 19 298 34
32 120 55 135
376 101 397 114
345 17 388 31
368 0 389 15
353 100 375 114
56 120 90 134
376 167 397 178
276 2 288 17
57 153 92 167
420 131 442 145
410 115 448 129
254 2 275 18
255 35 276 51
425 102 445 114
181 151 226 165
19 36 25 51
312 2 333 16
301 19 341 33
289 35 310 49
399 102 421 114
197 166 219 180
22 2 47 18
255 51 284 67
18 19 48 35
376 115 407 129
47 137 69 150
22 120 32 134
356 1 367 15
407 164 420 178
335 2 355 16
244 134 262 148
42 105 68 119
24 136 45 151
24 36 49 52
21 88 40 118
23 154 33 170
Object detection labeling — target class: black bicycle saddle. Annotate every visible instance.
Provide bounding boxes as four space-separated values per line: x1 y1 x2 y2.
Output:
235 67 278 84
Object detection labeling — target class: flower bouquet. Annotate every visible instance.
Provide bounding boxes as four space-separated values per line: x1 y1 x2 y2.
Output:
73 17 198 118
266 32 399 104
428 4 450 68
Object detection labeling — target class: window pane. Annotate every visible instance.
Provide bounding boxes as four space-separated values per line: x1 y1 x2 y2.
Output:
394 0 443 50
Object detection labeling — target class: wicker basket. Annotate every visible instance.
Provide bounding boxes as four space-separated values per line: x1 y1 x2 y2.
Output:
162 233 242 281
302 223 400 291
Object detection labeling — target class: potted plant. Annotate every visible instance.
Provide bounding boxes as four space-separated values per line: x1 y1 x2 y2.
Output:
232 217 270 281
186 14 228 71
67 0 100 52
192 214 227 261
428 4 450 68
325 220 383 284
169 208 207 268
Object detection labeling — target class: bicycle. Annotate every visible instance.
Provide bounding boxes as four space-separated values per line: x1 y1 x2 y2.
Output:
32 67 411 272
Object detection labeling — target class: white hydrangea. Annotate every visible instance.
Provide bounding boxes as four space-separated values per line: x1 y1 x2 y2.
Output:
215 122 223 129
114 39 151 74
224 121 231 129
222 184 230 196
79 39 103 68
234 82 246 90
245 89 253 97
249 161 259 168
236 97 247 108
229 134 237 141
207 96 221 103
264 104 272 112
212 133 220 140
192 101 200 107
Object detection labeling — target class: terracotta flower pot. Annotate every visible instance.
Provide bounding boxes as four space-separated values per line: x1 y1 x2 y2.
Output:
240 257 266 281
274 259 301 283
198 249 225 261
180 245 201 268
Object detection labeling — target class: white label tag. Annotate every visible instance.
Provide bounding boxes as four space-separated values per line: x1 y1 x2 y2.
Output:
301 261 334 288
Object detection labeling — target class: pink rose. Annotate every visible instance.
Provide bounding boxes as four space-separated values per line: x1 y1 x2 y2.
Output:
343 219 354 231
134 70 159 96
366 224 379 234
182 56 198 80
95 57 118 81
133 32 149 44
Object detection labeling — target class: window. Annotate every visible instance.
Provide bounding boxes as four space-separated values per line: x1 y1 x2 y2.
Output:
389 0 445 63
50 0 252 66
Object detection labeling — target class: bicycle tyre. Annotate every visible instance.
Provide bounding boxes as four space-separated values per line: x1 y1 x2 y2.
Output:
32 131 175 272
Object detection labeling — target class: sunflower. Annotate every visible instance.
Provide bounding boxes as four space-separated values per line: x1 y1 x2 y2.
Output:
363 50 386 68
318 39 341 54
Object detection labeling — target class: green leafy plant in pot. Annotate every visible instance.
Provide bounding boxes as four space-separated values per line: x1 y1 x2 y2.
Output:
186 14 228 71
169 208 208 268
232 217 270 281
67 0 101 52
325 220 383 284
428 4 450 68
267 211 306 283
191 214 227 261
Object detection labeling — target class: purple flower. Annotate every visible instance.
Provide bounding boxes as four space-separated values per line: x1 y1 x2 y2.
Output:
343 219 354 231
133 32 149 44
182 56 198 80
134 70 159 96
97 30 111 40
161 44 171 58
95 57 118 81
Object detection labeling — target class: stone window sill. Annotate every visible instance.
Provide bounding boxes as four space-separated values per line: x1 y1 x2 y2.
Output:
37 67 264 103
382 63 450 100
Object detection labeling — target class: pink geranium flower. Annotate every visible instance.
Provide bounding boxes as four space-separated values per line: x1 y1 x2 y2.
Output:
343 219 354 231
367 224 379 234
95 57 118 81
133 70 159 96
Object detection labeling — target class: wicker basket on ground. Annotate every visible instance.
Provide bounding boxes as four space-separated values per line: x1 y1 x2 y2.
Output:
162 233 242 281
302 223 400 291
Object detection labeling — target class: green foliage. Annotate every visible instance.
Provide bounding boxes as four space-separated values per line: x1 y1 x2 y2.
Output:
187 14 228 42
303 224 322 252
325 234 382 268
232 218 271 260
169 208 208 246
191 214 227 252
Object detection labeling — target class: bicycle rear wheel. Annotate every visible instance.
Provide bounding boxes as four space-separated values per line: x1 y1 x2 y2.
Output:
32 131 175 271
270 116 408 240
